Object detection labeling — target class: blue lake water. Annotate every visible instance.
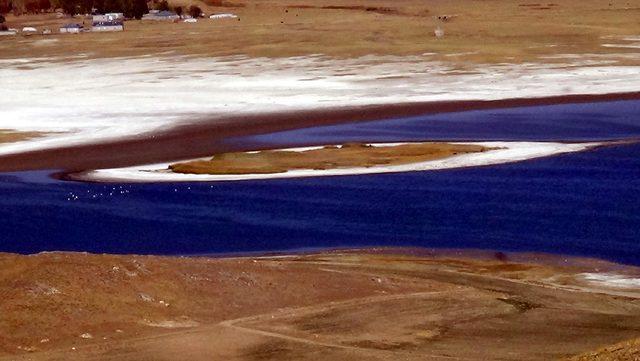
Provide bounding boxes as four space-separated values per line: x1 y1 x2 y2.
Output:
0 100 639 264
240 99 640 146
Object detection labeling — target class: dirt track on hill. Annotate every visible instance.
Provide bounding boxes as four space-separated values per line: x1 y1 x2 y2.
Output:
2 249 640 360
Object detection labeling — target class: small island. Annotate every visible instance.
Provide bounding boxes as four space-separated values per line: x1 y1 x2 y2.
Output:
169 142 490 175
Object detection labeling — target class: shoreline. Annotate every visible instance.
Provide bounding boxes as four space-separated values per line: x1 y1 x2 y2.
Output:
68 141 601 183
10 246 640 272
1 92 639 173
3 4 640 358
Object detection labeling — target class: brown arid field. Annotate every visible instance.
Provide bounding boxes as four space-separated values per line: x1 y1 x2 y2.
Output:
1 249 640 361
568 338 640 361
168 142 488 175
1 0 640 64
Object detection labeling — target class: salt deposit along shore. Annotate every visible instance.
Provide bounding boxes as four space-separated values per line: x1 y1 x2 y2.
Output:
0 54 639 162
69 141 601 183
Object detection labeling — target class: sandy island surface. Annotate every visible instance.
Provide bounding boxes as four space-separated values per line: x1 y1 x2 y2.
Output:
1 248 639 360
168 142 490 175
69 141 601 182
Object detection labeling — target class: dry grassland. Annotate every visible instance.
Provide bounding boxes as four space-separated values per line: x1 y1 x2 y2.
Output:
1 250 640 360
1 0 639 64
168 142 487 174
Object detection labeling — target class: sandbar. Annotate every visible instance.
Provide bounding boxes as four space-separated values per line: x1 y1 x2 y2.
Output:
69 141 601 183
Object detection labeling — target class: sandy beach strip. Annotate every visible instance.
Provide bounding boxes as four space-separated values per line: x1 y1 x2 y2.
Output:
68 141 601 183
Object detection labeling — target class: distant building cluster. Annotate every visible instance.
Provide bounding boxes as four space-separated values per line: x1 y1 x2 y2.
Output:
0 9 240 36
92 14 124 32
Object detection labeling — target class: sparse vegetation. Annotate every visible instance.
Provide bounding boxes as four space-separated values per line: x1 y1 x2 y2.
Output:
76 0 148 18
188 4 201 18
1 0 640 64
169 142 488 175
568 337 640 361
1 0 51 15
155 0 169 11
203 0 244 7
2 0 149 17
0 0 9 14
1 251 638 360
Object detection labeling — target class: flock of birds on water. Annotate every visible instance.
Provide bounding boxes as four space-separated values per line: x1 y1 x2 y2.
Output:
64 184 218 201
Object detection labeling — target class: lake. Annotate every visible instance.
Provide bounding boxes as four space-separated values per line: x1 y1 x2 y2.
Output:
0 100 638 264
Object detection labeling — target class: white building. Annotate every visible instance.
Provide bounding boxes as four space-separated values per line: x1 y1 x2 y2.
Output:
209 13 238 19
92 20 124 32
21 27 37 35
105 13 124 20
93 13 124 22
60 23 83 33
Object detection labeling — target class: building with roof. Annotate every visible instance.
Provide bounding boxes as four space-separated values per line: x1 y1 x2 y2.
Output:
93 13 124 22
143 10 180 21
60 23 83 33
92 20 124 32
209 13 238 19
21 27 37 35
